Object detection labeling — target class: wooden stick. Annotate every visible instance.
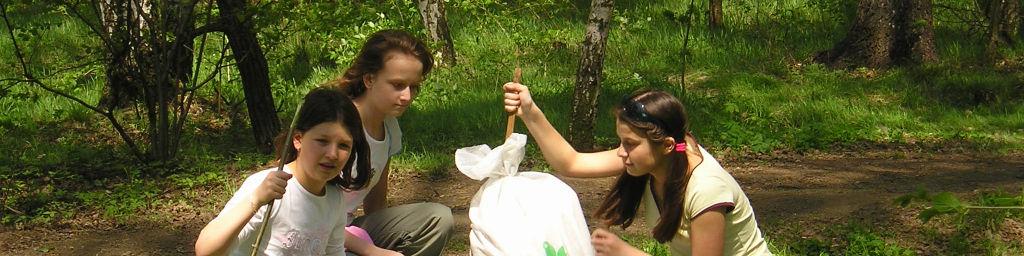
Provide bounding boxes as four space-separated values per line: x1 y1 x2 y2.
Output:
505 68 522 140
251 101 303 256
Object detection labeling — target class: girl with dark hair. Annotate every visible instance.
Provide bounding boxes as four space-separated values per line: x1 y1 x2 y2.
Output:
195 87 372 255
324 29 453 256
503 84 771 256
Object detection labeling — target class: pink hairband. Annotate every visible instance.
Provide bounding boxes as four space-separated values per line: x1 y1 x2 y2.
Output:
674 142 687 152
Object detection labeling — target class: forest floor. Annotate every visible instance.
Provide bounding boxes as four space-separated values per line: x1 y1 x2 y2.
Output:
2 150 1022 255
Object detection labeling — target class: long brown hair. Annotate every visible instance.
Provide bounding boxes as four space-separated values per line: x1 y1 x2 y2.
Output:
323 29 434 98
594 89 695 243
273 87 372 190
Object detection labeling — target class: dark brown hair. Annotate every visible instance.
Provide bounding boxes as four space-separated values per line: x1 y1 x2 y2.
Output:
324 29 434 98
594 89 695 243
274 87 372 190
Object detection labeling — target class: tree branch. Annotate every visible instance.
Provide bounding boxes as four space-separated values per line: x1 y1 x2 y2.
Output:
191 21 227 38
66 0 114 54
0 78 33 84
39 58 103 78
130 0 156 30
2 1 145 161
186 43 231 92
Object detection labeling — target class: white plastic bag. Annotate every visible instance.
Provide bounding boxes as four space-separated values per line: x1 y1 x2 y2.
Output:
455 133 595 256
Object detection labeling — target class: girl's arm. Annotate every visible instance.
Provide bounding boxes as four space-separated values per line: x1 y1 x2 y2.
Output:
195 171 292 256
689 208 727 256
362 161 390 214
504 82 624 178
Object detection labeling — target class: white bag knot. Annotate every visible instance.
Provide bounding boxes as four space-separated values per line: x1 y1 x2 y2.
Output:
455 133 527 180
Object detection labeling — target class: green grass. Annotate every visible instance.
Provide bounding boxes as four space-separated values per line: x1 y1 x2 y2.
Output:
621 224 918 256
764 223 919 256
620 233 672 256
3 0 1020 169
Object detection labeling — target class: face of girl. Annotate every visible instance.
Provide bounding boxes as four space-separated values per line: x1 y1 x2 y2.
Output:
362 51 425 118
293 121 353 184
615 118 670 177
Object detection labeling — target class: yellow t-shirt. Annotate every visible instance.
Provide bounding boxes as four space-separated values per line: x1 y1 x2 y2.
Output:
642 146 772 256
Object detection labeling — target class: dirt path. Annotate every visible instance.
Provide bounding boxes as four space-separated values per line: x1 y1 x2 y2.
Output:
3 153 1022 255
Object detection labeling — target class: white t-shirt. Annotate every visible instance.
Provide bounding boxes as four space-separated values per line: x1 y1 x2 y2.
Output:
642 146 771 256
217 166 348 256
342 116 402 223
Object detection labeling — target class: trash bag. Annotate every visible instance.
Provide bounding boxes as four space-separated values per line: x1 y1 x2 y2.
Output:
456 133 595 256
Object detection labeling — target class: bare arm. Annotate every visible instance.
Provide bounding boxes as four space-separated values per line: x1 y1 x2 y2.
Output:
194 194 259 256
362 161 390 215
689 208 727 256
504 82 624 178
195 171 292 256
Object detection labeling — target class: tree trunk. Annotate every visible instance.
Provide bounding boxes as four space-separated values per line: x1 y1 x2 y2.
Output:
982 0 1020 59
569 0 613 151
141 0 195 162
895 0 938 64
217 0 280 154
417 0 457 66
815 0 937 68
163 0 197 160
709 0 723 30
97 0 138 110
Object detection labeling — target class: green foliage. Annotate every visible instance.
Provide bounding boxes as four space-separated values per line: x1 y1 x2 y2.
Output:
897 187 1024 223
898 187 1024 254
770 224 917 256
168 170 228 190
255 1 421 70
620 233 670 256
843 228 917 256
778 236 831 256
74 178 160 221
542 241 567 256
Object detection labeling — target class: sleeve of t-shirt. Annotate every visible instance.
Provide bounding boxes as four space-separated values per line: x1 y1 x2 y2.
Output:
325 188 348 256
385 117 403 156
684 175 736 220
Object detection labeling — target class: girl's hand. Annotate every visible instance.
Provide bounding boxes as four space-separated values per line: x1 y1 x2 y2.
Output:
503 82 535 118
592 228 648 256
252 171 293 205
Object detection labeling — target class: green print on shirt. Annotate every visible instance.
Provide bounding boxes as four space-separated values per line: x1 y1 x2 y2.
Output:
543 241 567 256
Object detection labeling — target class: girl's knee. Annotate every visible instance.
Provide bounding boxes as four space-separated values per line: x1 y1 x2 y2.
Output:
418 202 454 230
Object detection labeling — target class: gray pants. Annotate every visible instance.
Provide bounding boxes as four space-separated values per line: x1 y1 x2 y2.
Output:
347 202 454 256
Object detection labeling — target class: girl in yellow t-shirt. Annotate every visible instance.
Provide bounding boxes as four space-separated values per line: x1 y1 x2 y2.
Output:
503 85 772 256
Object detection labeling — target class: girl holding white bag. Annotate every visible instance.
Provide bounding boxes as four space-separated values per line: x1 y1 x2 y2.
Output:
502 84 772 256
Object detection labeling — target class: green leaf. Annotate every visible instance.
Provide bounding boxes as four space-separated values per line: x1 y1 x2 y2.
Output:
918 208 940 222
895 186 930 207
543 241 556 256
894 194 914 207
989 197 1021 207
931 192 964 213
916 192 965 223
557 246 567 256
723 102 739 114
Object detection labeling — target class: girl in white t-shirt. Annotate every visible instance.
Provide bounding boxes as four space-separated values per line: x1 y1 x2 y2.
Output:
503 85 772 256
323 30 453 256
195 87 372 256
